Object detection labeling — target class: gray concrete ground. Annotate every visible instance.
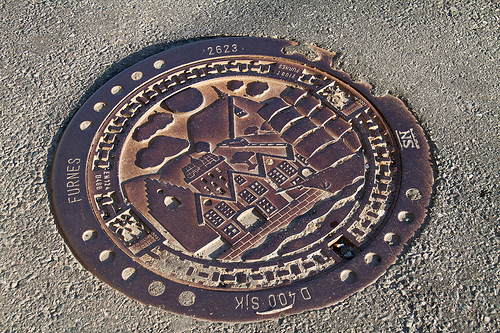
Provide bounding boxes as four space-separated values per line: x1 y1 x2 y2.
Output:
1 0 499 332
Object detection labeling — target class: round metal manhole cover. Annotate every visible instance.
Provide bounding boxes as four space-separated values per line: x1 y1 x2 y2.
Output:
50 37 433 322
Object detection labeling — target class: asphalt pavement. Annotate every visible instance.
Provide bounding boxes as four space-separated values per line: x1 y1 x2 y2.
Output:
1 0 499 332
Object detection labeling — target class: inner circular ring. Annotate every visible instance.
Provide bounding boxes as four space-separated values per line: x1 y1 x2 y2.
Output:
86 57 399 291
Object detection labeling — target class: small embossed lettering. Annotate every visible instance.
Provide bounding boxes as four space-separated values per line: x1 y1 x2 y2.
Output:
300 287 311 300
251 297 260 310
207 44 238 56
396 128 420 149
66 158 82 203
235 296 244 309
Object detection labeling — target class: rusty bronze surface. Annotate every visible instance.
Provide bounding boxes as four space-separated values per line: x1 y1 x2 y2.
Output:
50 37 434 322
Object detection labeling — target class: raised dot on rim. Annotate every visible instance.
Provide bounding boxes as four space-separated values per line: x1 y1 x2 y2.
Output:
121 267 138 281
80 121 94 131
397 211 415 223
131 71 143 81
93 102 107 112
148 281 166 296
340 269 357 284
99 250 115 263
111 85 124 95
406 188 422 201
364 252 381 266
384 233 400 246
82 230 97 242
178 291 196 306
153 60 166 69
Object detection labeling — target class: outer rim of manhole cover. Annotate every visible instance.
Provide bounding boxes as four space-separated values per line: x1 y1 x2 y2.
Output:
50 37 434 322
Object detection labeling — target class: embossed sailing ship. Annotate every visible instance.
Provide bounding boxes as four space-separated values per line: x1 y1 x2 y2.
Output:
123 81 365 263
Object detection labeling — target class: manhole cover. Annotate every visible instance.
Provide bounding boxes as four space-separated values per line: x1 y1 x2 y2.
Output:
50 37 433 322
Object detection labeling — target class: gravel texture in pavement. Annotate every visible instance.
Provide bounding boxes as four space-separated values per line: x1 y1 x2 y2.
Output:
0 1 499 332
